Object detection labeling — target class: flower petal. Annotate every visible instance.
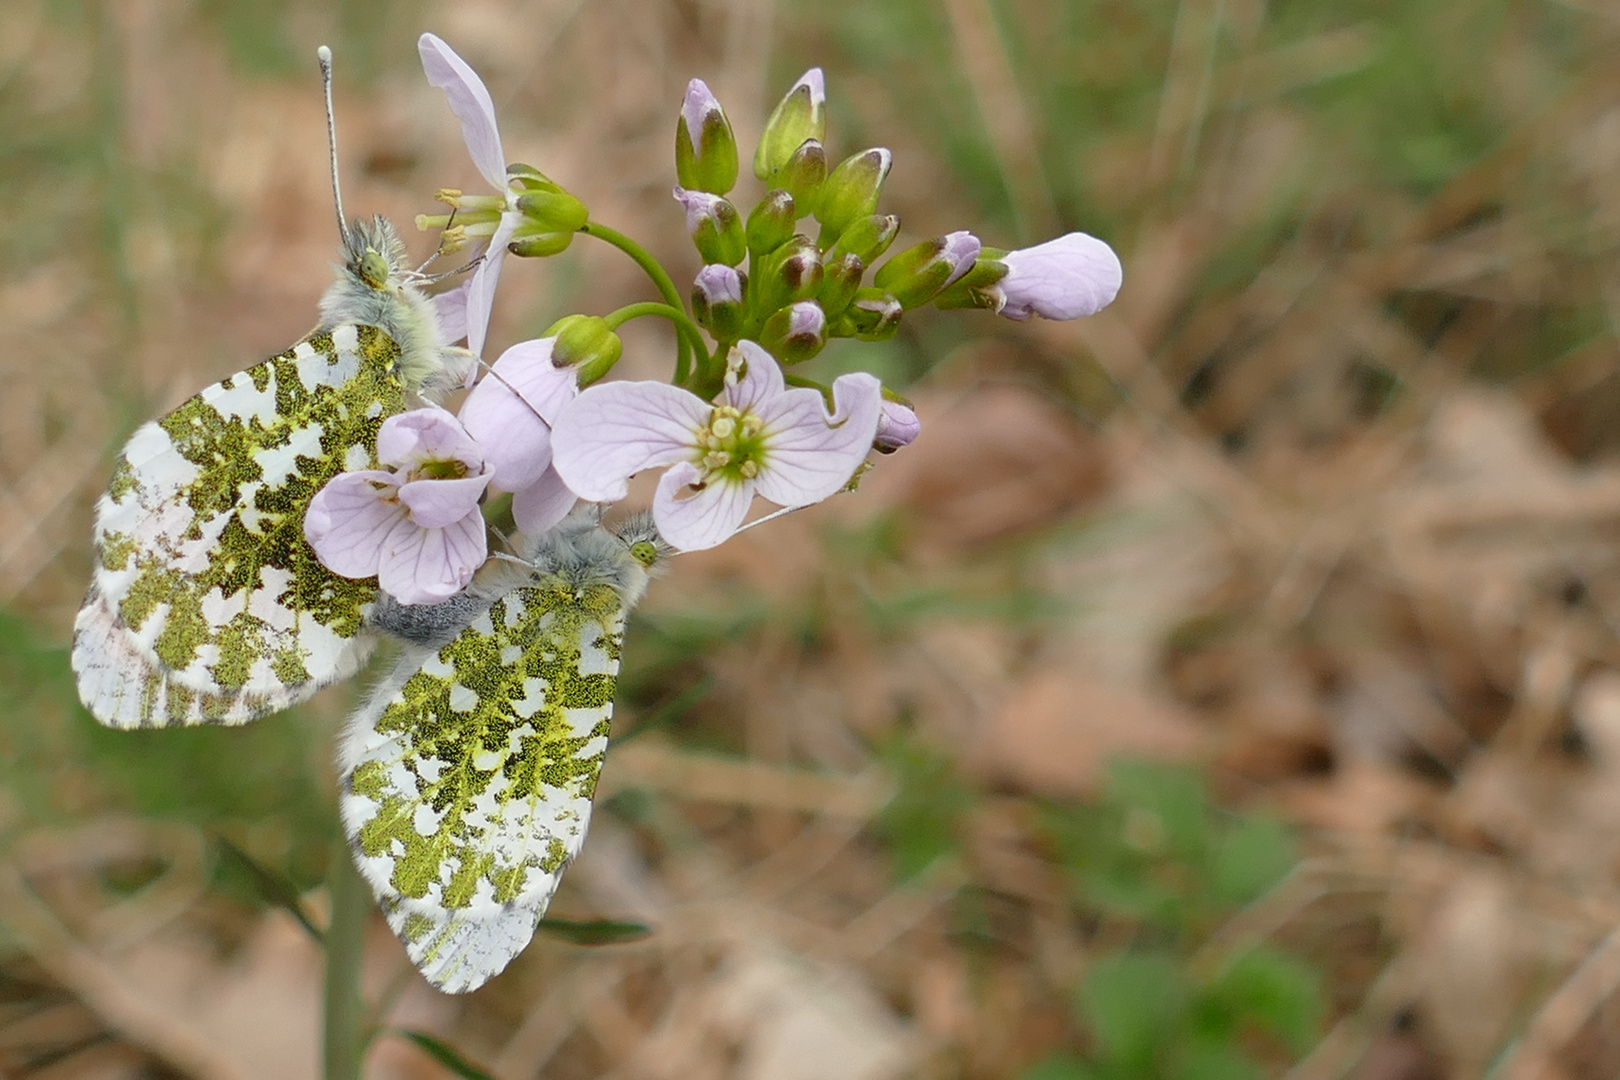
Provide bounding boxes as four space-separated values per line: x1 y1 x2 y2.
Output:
459 337 580 493
397 472 492 529
432 280 471 344
550 381 711 502
303 471 404 579
723 340 785 413
653 461 754 551
418 33 507 191
377 407 485 472
377 512 487 605
511 467 578 534
874 398 921 450
752 372 881 506
464 216 517 359
996 232 1123 321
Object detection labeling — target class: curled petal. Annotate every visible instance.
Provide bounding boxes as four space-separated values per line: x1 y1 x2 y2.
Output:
459 336 579 493
551 382 711 502
418 33 507 191
752 372 881 507
940 230 981 289
723 340 786 414
653 462 755 552
511 466 577 534
377 512 487 605
874 399 921 450
377 407 484 473
996 232 1123 321
397 472 492 529
433 280 472 344
304 471 404 579
464 216 517 359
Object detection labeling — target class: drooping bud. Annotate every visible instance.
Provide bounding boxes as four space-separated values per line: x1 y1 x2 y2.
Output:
818 252 864 320
508 232 575 258
815 148 891 242
692 264 746 342
514 190 589 233
746 190 798 257
675 79 739 195
832 287 902 341
673 187 747 266
546 315 623 385
503 163 589 256
755 235 824 314
825 213 900 266
776 139 827 215
872 231 981 308
874 393 920 452
758 300 828 363
754 68 826 181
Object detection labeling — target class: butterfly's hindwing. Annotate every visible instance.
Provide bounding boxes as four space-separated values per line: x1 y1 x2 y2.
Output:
73 323 408 728
341 571 628 993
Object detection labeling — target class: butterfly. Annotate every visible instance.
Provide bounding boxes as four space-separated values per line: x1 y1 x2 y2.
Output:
340 510 666 992
71 49 473 729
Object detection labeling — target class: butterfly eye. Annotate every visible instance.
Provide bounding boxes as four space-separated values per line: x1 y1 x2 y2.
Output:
359 248 391 289
629 540 660 568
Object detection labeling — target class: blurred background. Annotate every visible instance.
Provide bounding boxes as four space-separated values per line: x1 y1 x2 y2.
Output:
6 0 1620 1077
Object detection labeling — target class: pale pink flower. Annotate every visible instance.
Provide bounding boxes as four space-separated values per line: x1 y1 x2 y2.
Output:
457 337 581 535
550 341 881 551
874 399 920 451
305 408 492 604
993 232 1122 321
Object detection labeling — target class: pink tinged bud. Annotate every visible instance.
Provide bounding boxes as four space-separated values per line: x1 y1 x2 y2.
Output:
675 79 739 195
754 68 827 181
991 232 1123 321
746 190 798 257
819 252 864 319
672 186 746 266
826 214 900 266
873 230 981 309
874 398 920 452
815 148 892 241
759 300 827 364
776 139 827 215
692 264 746 342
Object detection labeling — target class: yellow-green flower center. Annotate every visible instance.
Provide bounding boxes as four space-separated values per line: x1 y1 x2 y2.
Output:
694 404 766 483
412 458 470 482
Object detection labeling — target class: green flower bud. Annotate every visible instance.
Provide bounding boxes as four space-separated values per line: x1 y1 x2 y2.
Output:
832 287 902 341
546 315 622 384
818 252 864 319
815 148 891 242
673 187 747 266
825 213 900 266
515 189 589 233
508 232 574 257
872 231 981 308
775 139 827 215
746 190 798 257
675 79 739 194
930 252 1010 310
753 68 826 181
755 235 824 314
758 300 827 364
691 264 746 343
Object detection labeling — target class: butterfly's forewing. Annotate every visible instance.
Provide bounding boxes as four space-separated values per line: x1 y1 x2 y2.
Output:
73 323 407 728
340 566 628 993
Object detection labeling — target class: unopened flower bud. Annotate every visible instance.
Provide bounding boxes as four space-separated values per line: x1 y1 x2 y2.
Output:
975 232 1123 320
756 235 824 314
776 139 826 214
692 264 746 342
754 68 826 181
931 254 1009 310
673 187 746 266
815 148 891 242
747 190 798 257
873 231 980 308
546 315 623 385
758 300 827 363
833 287 902 341
874 394 920 452
675 79 739 195
818 252 864 319
826 214 900 266
515 189 589 233
508 232 574 257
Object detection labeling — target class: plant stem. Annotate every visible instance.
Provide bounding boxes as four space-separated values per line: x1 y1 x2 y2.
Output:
579 220 709 383
603 301 709 351
323 835 368 1080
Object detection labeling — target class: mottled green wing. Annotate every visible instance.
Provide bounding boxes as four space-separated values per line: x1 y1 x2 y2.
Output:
340 572 627 993
72 323 405 728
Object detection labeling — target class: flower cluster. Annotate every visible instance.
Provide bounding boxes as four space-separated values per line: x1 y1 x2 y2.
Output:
304 35 1124 604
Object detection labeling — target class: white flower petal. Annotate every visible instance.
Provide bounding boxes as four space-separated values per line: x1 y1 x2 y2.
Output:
397 472 492 530
377 407 484 472
464 217 517 359
377 512 487 605
433 280 471 344
511 467 578 534
459 336 579 493
752 372 881 507
551 382 711 502
303 471 404 579
653 462 754 551
418 33 507 191
996 232 1123 321
723 340 786 413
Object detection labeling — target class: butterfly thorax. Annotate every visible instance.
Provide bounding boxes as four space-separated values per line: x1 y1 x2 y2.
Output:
320 215 465 398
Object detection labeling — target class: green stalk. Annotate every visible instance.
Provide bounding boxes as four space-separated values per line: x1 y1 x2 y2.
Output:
603 301 709 352
323 835 369 1080
579 221 709 384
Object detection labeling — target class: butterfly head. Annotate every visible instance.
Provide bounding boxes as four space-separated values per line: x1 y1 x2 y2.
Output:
342 216 412 292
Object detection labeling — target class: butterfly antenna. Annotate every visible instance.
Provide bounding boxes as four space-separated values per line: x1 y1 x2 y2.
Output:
317 45 350 249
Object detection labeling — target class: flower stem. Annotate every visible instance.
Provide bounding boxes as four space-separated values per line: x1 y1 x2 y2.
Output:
604 301 709 354
323 835 369 1080
579 220 709 383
